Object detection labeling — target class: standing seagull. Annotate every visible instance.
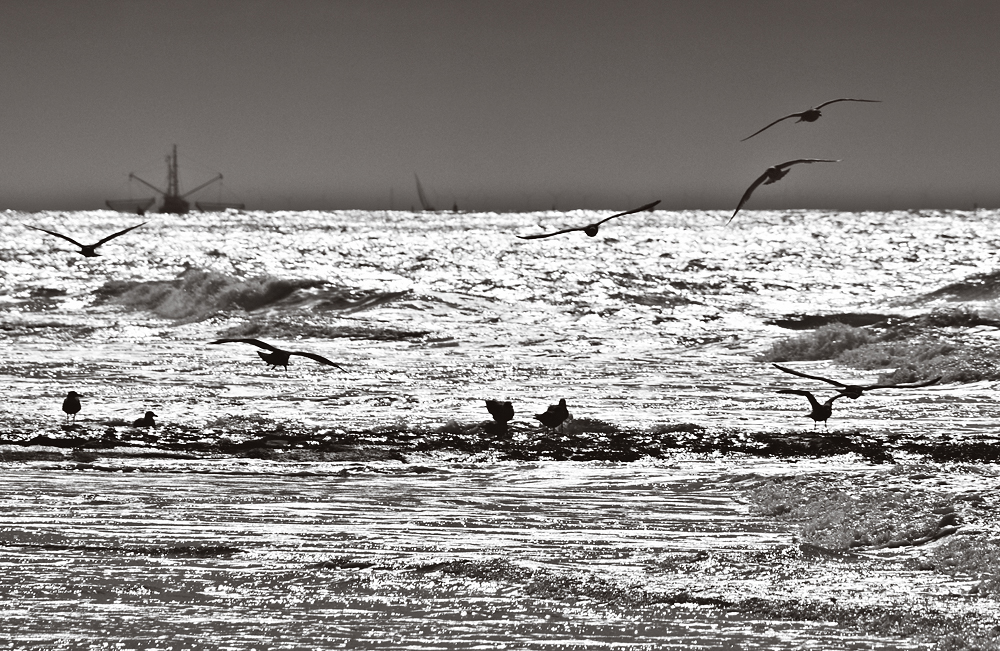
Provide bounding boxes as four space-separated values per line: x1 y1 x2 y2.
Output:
62 391 81 422
741 98 881 141
485 400 515 426
534 398 570 429
777 389 842 428
132 411 157 427
773 363 941 400
211 338 345 371
517 200 661 239
729 159 839 224
28 223 146 257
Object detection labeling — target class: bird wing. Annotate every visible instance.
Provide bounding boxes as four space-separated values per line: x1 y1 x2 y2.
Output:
518 200 661 238
516 226 584 239
861 376 942 391
210 338 281 352
814 98 881 109
94 222 147 247
593 199 662 226
728 171 770 224
775 159 841 170
740 113 803 142
28 226 85 248
772 363 848 388
776 388 822 409
289 351 346 370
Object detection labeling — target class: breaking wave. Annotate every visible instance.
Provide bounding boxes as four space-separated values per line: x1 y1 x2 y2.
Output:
94 266 405 321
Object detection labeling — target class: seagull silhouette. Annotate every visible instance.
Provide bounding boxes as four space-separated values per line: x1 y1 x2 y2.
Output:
729 159 839 224
517 200 660 239
773 363 941 400
132 411 157 427
486 399 514 425
741 98 881 141
777 389 842 428
211 338 346 371
534 398 570 429
29 222 146 257
62 391 81 422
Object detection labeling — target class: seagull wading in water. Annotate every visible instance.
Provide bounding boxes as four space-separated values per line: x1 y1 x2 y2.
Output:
534 399 570 429
485 400 514 426
132 411 157 427
62 391 81 422
728 159 839 224
772 363 941 400
517 200 661 239
211 338 346 371
741 98 881 142
28 223 146 257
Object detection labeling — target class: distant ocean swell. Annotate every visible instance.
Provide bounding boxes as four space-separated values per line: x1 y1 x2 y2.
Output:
918 270 1000 302
94 266 408 321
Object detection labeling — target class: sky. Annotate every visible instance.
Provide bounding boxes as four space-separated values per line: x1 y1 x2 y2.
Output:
1 0 999 212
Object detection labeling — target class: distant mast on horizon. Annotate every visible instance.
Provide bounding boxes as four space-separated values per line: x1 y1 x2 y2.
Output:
106 145 244 215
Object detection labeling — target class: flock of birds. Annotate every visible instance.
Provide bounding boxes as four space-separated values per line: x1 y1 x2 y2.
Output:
34 97 922 435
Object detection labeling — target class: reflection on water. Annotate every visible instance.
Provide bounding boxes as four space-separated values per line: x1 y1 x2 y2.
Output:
3 209 1000 648
2 460 966 649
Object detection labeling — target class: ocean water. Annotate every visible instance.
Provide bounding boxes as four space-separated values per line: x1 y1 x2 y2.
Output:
1 208 999 649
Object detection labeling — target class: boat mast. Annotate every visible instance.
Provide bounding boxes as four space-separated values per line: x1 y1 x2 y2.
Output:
124 145 226 214
167 144 179 200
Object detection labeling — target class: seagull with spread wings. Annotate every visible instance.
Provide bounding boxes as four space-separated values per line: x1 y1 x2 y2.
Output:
517 200 660 240
741 98 880 142
777 389 843 428
211 338 346 371
728 159 839 224
773 363 940 400
29 222 146 257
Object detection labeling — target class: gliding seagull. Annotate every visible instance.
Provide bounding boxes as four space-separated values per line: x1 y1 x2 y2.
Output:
29 223 147 257
773 363 941 400
729 159 839 224
517 200 661 240
211 338 346 371
741 98 881 142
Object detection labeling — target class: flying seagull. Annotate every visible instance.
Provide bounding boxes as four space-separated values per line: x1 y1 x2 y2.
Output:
517 200 661 240
210 338 346 371
741 98 881 142
729 159 839 224
534 398 570 429
773 363 941 400
29 222 146 257
777 389 842 428
62 391 81 422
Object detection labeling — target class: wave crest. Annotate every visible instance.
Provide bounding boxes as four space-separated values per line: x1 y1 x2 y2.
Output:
96 267 326 320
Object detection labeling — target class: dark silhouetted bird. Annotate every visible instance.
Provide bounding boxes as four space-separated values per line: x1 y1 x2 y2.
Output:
534 398 570 429
210 338 345 371
741 98 881 141
132 411 157 427
486 400 514 425
773 363 941 399
29 222 146 257
62 391 81 422
777 389 842 428
729 159 839 224
517 200 661 239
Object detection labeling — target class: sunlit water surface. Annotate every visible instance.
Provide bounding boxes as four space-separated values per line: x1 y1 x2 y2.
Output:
1 209 999 649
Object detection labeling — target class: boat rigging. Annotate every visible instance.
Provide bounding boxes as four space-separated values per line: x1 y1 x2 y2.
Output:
106 145 244 214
